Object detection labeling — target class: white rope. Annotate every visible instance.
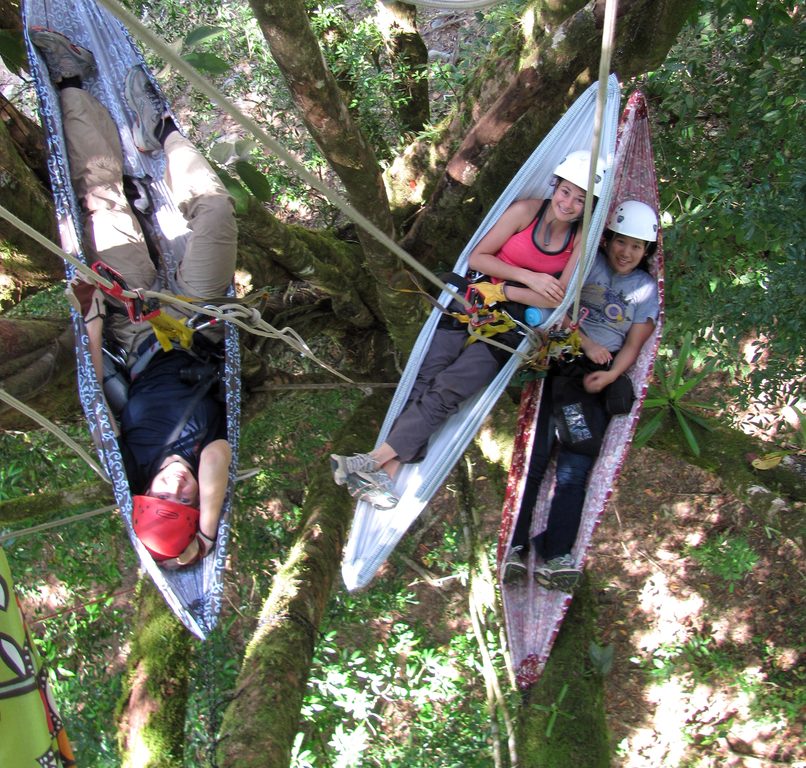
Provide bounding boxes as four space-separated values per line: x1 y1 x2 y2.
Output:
0 504 116 543
570 0 618 325
0 202 354 383
0 387 110 482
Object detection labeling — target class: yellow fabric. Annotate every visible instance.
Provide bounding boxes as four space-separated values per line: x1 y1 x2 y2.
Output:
0 550 76 767
148 311 196 352
472 281 508 305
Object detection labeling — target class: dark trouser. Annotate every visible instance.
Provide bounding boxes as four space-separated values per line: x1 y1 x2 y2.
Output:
511 373 610 560
386 325 517 463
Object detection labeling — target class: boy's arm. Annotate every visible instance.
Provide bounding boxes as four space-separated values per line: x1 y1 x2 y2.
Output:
583 320 655 393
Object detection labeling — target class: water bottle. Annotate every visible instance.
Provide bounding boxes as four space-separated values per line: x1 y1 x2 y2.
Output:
524 307 544 327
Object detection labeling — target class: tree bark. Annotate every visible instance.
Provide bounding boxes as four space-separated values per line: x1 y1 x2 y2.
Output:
248 0 425 353
374 0 430 134
217 392 391 768
0 116 63 307
117 579 191 768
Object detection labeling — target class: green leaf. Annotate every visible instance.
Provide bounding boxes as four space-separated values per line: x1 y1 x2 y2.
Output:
634 410 666 448
213 166 251 214
182 51 230 76
675 407 701 456
210 141 236 165
234 160 273 202
184 25 227 49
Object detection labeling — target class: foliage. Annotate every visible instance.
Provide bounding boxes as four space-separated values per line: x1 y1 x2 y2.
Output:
5 282 71 318
636 333 718 455
647 0 805 408
687 532 759 591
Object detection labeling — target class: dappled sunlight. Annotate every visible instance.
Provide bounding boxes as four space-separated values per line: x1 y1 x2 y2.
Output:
589 445 804 765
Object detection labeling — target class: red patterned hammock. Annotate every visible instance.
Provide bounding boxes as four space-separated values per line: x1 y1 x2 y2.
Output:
497 90 665 689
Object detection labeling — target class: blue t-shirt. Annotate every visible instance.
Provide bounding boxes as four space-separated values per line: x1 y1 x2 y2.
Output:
578 250 659 352
120 350 226 493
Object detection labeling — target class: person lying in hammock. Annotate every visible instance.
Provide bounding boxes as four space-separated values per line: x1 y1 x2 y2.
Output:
502 200 660 591
31 29 237 569
331 150 607 509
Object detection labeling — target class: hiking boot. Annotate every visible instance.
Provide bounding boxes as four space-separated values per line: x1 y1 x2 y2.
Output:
502 546 527 584
30 28 96 83
534 554 582 592
124 65 167 153
345 469 399 510
330 452 379 486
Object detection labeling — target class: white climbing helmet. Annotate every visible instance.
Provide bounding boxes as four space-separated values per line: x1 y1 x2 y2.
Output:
606 200 659 242
553 150 607 197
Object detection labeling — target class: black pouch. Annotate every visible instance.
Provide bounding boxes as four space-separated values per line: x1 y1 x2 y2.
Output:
552 376 604 456
604 374 635 415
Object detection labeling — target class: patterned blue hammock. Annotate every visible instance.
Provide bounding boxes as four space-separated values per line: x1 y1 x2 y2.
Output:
23 0 239 638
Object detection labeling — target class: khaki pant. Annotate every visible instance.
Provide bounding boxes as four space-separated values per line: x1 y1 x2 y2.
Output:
60 87 237 355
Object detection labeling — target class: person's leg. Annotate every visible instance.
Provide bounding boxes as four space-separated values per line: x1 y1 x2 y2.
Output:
535 447 596 560
510 388 556 552
123 65 236 300
386 336 505 463
59 88 156 292
163 132 237 298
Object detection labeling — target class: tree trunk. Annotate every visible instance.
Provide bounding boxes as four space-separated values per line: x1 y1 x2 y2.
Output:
0 116 63 307
517 576 609 767
375 0 430 134
117 579 191 768
248 0 425 353
0 481 112 525
216 392 391 768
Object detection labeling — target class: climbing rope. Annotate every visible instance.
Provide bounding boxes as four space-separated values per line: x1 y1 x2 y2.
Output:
0 387 110 481
570 0 618 326
0 505 116 544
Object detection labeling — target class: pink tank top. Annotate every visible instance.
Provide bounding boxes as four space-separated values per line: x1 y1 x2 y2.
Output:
494 199 577 278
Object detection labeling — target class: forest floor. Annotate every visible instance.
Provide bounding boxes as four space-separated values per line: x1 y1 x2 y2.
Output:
387 430 805 767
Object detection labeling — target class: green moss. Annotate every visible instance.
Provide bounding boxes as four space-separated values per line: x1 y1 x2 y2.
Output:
519 577 610 767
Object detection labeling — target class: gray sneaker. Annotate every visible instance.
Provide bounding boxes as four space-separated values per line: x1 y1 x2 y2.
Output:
330 452 378 486
345 469 399 510
502 546 527 584
534 554 582 592
30 28 96 83
124 65 167 153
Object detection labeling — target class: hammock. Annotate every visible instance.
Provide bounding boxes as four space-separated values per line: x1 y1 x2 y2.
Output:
342 76 622 591
22 0 240 639
497 90 665 689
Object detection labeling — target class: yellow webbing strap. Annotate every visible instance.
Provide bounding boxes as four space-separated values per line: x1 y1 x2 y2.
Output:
148 311 197 352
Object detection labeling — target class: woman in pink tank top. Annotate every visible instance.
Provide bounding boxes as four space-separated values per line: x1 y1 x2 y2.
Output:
330 150 607 510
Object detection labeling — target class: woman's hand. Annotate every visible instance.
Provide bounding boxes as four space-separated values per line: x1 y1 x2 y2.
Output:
523 272 565 305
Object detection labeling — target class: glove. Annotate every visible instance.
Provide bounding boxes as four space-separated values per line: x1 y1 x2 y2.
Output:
473 281 507 306
66 279 105 323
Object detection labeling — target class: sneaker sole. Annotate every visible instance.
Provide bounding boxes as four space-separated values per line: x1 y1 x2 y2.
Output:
330 455 347 486
124 67 163 153
536 568 581 592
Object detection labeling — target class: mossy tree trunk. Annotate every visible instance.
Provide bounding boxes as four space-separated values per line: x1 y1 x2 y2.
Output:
216 393 391 768
117 579 192 768
517 576 609 768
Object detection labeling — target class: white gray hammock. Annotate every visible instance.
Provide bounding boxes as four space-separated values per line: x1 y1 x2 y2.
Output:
497 90 665 688
342 76 622 591
22 0 239 638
